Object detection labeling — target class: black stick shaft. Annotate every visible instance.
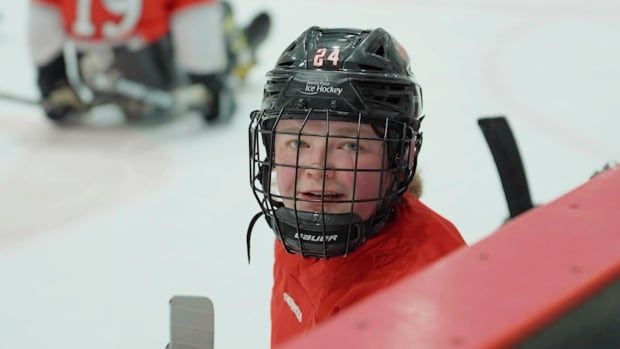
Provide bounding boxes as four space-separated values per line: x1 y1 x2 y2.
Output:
478 116 534 218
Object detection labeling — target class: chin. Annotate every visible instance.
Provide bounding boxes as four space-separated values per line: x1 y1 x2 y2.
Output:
295 203 343 214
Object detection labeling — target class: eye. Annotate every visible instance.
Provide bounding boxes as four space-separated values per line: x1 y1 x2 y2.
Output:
341 141 361 151
288 139 309 149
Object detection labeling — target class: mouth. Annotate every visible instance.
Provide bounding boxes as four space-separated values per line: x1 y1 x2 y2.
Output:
298 191 345 202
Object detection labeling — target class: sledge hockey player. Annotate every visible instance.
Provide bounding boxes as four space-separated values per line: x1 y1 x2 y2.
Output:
28 0 270 124
247 27 467 347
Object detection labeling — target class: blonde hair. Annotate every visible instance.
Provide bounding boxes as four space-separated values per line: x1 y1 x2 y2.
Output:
408 172 423 198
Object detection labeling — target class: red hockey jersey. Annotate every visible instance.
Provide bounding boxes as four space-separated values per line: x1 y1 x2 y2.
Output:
35 0 214 43
271 193 467 347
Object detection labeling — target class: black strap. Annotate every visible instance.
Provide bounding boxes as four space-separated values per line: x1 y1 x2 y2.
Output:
246 211 265 264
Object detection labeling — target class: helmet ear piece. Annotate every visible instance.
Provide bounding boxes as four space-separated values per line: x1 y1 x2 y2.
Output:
414 131 423 157
395 131 422 187
408 131 423 182
259 164 271 194
259 155 286 207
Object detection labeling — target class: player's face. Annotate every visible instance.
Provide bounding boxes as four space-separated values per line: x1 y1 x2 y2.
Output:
273 119 391 220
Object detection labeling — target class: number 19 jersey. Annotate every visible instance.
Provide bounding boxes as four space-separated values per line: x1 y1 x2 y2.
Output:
35 0 215 44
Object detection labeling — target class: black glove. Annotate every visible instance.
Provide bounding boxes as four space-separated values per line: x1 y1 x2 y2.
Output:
37 54 84 123
43 85 83 123
188 73 235 123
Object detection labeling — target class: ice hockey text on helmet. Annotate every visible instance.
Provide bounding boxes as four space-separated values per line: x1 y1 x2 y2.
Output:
300 80 343 96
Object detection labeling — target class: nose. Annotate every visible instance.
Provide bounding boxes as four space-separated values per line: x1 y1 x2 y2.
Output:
301 144 335 180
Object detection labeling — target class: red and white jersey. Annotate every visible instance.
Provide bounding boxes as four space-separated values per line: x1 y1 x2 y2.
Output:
271 193 467 347
34 0 214 43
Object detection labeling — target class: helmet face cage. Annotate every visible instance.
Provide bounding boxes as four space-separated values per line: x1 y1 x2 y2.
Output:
249 108 420 258
248 27 424 258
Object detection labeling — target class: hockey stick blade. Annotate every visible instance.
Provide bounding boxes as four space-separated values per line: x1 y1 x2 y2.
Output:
478 116 534 219
168 295 214 349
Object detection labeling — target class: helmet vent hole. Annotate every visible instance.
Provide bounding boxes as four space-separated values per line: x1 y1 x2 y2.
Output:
374 45 385 57
386 97 400 105
277 60 295 68
389 85 406 91
358 64 383 72
285 41 297 52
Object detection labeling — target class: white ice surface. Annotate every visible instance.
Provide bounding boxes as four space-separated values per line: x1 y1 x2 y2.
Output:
0 1 618 348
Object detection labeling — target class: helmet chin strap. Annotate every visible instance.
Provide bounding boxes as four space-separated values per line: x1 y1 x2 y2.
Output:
245 196 402 262
271 207 366 258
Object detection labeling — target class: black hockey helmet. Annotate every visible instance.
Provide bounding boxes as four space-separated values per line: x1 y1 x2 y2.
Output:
248 27 424 259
